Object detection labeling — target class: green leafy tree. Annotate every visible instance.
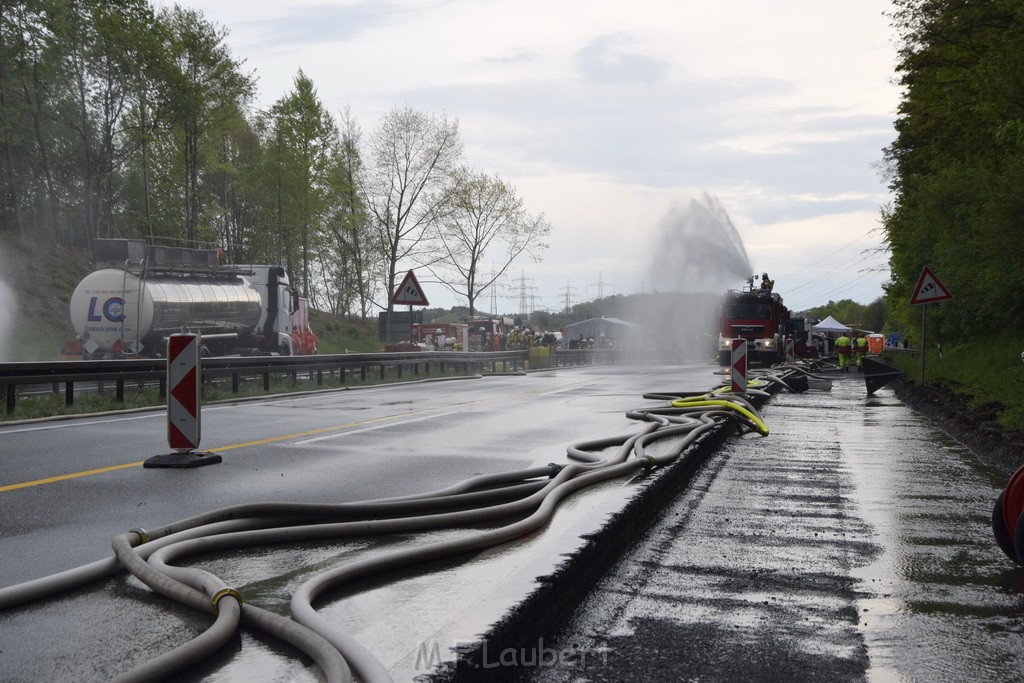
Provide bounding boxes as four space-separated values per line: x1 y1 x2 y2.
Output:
0 0 51 237
265 70 337 299
160 5 252 247
319 107 380 318
883 0 1024 341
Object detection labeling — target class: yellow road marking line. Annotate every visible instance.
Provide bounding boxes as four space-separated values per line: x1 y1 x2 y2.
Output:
0 411 429 493
0 462 145 492
0 374 612 493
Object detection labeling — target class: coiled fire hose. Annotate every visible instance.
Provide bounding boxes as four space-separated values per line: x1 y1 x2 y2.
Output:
0 379 796 682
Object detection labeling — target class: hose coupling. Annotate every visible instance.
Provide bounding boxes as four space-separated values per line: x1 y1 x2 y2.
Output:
642 454 657 470
547 463 565 477
211 588 243 614
128 528 149 545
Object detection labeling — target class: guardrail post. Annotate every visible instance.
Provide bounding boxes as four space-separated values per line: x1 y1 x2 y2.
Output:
5 385 14 413
379 363 385 380
317 368 323 385
116 379 125 402
397 362 403 378
340 366 346 385
65 381 74 406
263 371 270 391
232 373 240 393
159 376 166 399
360 365 366 381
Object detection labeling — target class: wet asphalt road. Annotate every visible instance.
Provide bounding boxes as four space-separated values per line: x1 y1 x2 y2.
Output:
526 370 1024 682
2 362 1023 681
0 363 712 681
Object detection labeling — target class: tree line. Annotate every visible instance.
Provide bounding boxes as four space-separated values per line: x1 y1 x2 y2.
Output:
0 0 550 317
883 0 1024 342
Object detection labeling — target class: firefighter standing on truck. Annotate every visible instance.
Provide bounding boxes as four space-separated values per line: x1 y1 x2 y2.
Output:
835 331 852 372
854 334 869 371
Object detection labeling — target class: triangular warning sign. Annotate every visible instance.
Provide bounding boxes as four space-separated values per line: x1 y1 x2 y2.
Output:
391 270 429 306
910 266 953 305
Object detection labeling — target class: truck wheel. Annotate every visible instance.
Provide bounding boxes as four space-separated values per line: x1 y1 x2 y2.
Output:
279 344 291 356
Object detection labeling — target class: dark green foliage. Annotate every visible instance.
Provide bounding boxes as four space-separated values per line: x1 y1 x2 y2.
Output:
884 0 1024 341
801 298 888 333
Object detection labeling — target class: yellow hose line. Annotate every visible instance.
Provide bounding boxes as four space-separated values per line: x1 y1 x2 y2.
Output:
668 399 769 436
714 378 768 390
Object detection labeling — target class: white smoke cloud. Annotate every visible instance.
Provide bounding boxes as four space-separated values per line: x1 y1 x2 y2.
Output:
621 195 753 362
646 194 753 295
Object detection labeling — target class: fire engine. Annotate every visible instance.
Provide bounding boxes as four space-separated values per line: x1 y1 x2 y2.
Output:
717 277 790 366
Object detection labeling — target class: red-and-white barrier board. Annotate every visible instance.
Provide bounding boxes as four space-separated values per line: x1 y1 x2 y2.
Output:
167 333 201 452
731 339 747 393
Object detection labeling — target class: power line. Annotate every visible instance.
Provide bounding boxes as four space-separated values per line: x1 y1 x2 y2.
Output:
787 274 888 311
775 228 879 281
586 272 615 300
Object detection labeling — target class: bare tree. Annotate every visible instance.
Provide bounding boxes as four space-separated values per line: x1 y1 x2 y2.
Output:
364 106 462 314
433 168 551 315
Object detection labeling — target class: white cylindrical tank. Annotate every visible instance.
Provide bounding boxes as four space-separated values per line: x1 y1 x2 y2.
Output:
70 269 262 356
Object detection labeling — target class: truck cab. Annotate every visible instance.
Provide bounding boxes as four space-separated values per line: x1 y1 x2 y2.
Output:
718 287 790 366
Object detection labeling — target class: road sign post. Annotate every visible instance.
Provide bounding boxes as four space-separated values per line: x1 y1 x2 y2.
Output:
390 270 430 347
909 266 953 384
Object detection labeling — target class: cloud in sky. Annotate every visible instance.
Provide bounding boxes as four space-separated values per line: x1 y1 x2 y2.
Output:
184 0 902 312
575 33 671 84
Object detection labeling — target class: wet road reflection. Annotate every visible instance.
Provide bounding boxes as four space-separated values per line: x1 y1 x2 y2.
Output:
532 373 1024 682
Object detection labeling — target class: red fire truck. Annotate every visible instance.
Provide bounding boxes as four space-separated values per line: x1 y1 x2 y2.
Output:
717 281 790 366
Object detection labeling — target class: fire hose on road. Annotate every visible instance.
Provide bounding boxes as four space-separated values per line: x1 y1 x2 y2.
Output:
0 367 821 682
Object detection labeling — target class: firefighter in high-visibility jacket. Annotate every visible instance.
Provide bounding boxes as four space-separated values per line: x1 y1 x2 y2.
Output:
835 332 852 372
854 334 869 371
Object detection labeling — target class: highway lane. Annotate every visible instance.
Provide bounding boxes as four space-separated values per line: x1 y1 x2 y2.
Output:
0 361 720 681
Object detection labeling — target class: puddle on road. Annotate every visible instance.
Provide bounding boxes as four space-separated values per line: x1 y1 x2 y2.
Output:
778 377 1024 681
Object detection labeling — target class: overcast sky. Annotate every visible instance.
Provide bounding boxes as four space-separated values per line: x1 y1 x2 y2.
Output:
183 0 901 314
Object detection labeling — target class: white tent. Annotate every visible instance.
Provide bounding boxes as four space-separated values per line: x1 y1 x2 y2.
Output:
810 315 851 334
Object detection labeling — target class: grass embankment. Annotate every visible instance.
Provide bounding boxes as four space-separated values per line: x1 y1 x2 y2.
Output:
883 332 1024 433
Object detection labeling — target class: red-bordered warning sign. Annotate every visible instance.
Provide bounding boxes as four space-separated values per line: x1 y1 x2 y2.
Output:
391 270 429 306
910 266 953 305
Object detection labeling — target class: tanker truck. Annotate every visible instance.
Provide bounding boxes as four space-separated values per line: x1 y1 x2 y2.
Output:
69 239 302 359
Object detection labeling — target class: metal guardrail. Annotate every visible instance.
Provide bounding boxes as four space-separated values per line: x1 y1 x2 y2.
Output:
0 348 623 414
